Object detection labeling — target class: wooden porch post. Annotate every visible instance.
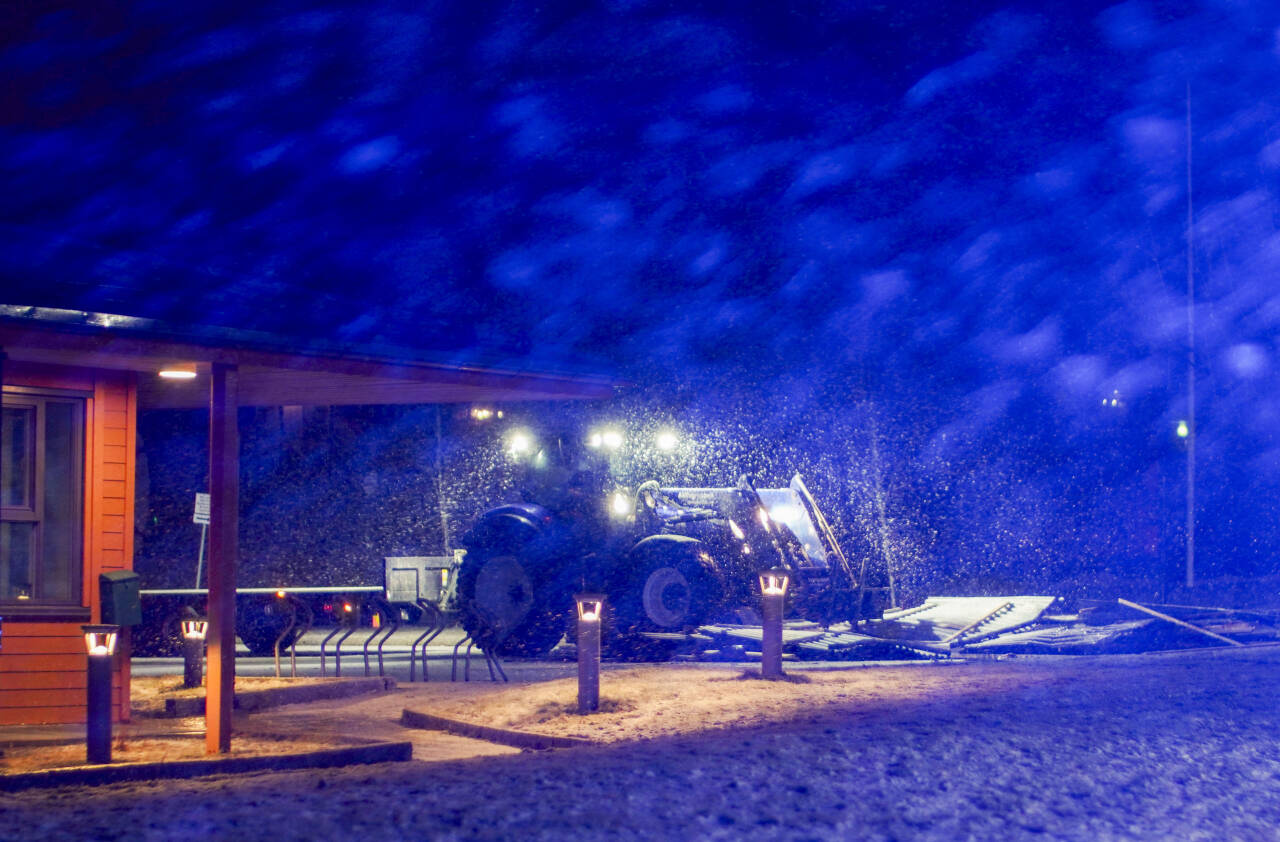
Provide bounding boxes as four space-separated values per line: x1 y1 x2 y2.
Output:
206 363 238 754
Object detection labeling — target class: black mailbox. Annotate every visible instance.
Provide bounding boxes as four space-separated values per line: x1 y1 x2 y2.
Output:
100 570 142 626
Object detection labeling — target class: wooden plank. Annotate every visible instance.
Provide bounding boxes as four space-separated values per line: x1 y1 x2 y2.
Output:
0 636 86 655
1118 598 1244 646
0 688 100 708
103 409 128 429
100 497 125 515
103 426 127 447
99 549 125 568
101 387 128 411
99 531 124 551
0 654 86 672
0 622 85 637
103 444 128 465
102 479 126 499
99 513 126 534
101 462 127 482
1 671 87 691
0 706 84 726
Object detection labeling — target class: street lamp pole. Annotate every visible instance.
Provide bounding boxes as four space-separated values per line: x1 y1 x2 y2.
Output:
575 594 604 714
759 568 790 679
181 618 208 689
83 624 119 764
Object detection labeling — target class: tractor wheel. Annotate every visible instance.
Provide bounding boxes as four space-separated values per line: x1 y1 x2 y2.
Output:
610 536 722 657
236 596 304 656
459 512 571 657
132 609 184 657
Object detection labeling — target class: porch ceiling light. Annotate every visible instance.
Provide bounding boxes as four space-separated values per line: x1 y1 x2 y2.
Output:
158 364 198 380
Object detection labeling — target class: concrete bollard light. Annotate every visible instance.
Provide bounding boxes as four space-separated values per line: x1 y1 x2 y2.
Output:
82 624 120 764
759 568 790 679
181 617 208 688
575 594 604 714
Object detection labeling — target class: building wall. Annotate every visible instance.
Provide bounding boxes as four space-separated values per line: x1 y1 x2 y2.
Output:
0 363 136 726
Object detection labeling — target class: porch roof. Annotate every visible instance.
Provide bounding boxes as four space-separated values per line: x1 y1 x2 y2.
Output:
0 305 619 408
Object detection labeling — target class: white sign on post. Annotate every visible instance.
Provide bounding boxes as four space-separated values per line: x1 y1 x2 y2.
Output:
193 493 211 525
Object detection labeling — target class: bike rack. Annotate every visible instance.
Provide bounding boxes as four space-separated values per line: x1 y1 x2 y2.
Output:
271 597 298 679
450 632 471 681
275 594 311 678
320 598 361 677
361 597 399 677
410 599 447 682
450 622 508 683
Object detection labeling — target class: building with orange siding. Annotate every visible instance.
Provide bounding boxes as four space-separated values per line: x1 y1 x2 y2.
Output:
0 306 615 729
1 362 136 725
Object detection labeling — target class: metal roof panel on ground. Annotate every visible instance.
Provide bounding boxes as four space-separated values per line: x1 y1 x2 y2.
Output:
863 596 1058 645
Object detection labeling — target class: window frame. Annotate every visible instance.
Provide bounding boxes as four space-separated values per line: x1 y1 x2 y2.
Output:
1 385 90 620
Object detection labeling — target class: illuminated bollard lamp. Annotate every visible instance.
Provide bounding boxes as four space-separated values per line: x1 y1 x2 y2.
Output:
82 624 120 764
759 568 790 679
576 594 605 714
181 617 208 689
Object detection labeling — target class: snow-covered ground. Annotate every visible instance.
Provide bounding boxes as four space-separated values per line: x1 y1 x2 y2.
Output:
5 647 1279 840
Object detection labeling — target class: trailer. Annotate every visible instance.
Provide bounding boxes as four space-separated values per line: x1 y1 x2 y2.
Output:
132 554 460 656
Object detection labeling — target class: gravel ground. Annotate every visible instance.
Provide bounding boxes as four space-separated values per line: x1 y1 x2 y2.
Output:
2 647 1279 841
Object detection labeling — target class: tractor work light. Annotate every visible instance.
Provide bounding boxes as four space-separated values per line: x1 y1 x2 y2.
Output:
589 428 624 450
507 430 535 457
655 430 679 451
610 490 633 518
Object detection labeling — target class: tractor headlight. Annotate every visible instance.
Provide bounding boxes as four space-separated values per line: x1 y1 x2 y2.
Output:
506 430 535 458
610 490 633 518
588 428 624 450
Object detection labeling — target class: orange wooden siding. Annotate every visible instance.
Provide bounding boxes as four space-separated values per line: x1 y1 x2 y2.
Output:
1 364 136 726
0 622 126 726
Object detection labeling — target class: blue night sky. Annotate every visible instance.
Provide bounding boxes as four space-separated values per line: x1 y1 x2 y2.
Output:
5 1 1280 597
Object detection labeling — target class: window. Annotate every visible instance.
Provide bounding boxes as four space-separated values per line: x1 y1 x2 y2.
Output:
1 389 85 611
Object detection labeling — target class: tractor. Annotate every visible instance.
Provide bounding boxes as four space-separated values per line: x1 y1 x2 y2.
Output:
457 437 887 657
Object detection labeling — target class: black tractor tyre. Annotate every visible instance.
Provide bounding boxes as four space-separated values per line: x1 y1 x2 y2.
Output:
458 513 572 657
132 610 184 657
236 597 304 657
609 536 722 657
